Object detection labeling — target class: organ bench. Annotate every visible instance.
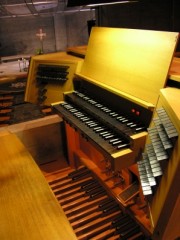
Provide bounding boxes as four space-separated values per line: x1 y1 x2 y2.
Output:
0 130 76 240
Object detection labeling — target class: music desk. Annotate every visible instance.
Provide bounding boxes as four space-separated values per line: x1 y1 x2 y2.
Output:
0 130 77 240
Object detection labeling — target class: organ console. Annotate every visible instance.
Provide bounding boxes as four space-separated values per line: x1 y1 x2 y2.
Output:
50 27 180 239
21 27 180 239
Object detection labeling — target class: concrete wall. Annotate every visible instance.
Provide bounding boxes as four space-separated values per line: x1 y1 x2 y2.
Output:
0 16 55 56
0 10 95 57
65 10 93 47
54 9 95 52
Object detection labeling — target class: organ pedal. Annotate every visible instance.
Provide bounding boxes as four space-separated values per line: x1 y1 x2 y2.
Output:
48 166 148 240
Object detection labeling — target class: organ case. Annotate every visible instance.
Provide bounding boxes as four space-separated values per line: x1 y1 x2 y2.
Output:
52 27 179 238
25 52 83 106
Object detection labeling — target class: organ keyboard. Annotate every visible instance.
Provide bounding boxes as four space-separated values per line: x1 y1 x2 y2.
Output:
53 78 150 170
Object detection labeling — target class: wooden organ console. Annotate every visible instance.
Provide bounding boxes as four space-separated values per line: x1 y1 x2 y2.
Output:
8 27 178 239
50 27 180 239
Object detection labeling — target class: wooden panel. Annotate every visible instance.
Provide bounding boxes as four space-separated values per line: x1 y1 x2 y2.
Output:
162 195 180 240
80 27 178 105
15 122 64 165
1 115 64 165
149 88 180 239
169 57 180 82
0 131 77 240
159 87 180 132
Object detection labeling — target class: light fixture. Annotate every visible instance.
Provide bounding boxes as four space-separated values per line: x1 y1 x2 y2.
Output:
86 1 138 7
67 0 138 7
